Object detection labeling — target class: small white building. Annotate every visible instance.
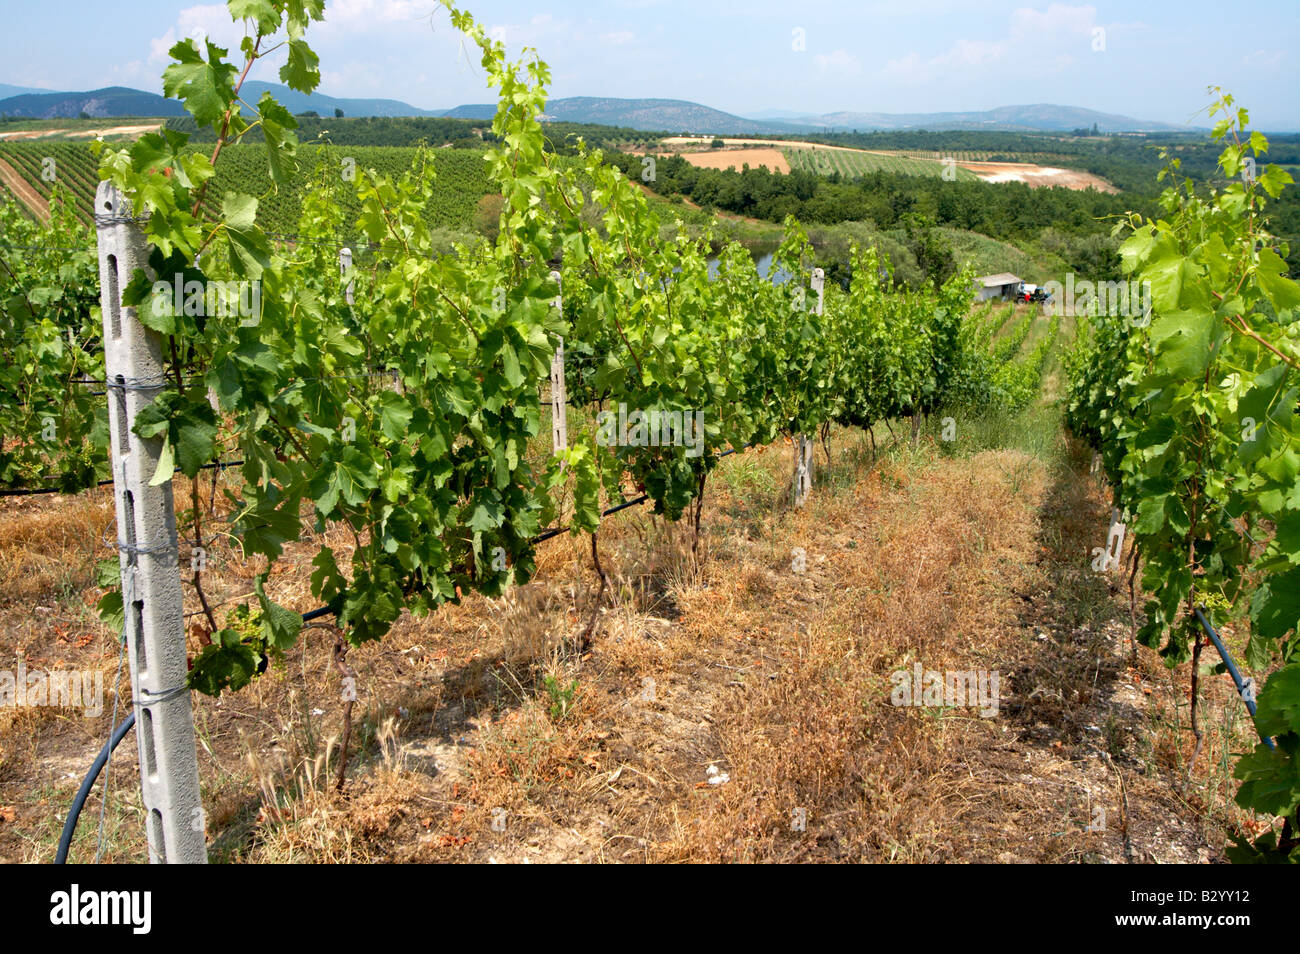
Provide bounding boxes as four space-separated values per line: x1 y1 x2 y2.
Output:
973 273 1022 302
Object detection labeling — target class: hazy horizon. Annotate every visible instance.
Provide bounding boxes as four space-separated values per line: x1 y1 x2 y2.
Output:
1 0 1297 129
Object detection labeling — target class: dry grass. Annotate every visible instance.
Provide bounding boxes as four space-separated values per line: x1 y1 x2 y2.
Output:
0 490 112 602
0 419 1260 863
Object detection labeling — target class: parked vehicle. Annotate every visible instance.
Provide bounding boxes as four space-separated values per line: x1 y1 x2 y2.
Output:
1015 282 1052 304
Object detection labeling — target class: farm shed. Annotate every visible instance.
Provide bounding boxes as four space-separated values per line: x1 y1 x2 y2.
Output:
973 273 1022 301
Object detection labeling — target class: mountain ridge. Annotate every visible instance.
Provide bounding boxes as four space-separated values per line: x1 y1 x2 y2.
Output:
0 82 1201 133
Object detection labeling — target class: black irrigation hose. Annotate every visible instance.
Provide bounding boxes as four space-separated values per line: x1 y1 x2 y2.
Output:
1193 606 1276 751
1 458 246 497
56 443 752 861
54 711 136 864
528 445 742 545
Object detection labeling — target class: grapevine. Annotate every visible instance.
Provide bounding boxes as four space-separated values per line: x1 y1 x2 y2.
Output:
1066 90 1300 860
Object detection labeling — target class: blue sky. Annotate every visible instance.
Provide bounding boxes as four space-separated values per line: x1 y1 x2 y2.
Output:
1 0 1297 128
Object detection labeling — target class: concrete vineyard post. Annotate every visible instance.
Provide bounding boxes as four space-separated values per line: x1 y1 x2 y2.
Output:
94 181 207 864
340 246 354 306
549 269 567 464
1106 507 1127 572
794 268 823 508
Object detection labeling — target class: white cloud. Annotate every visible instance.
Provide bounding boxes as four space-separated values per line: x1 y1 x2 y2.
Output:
814 49 862 79
320 61 386 95
177 3 250 50
600 30 636 46
1008 3 1098 40
879 51 924 81
1242 49 1286 70
318 0 437 31
147 3 250 68
881 3 1100 83
146 0 440 70
149 29 179 67
931 38 1005 70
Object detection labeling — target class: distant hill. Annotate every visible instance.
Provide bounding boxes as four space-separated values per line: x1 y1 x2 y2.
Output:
238 81 442 118
0 83 57 100
0 82 442 121
0 86 186 118
439 104 496 120
539 97 812 134
0 82 1196 134
771 104 1191 134
451 97 1190 134
448 97 806 134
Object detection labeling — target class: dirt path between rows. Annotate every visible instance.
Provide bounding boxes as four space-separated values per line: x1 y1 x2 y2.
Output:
1 425 1246 863
0 157 49 221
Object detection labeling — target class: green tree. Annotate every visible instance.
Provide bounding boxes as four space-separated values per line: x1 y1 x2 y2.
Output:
902 212 955 290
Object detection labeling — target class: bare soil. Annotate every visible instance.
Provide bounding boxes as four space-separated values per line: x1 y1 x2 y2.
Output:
0 124 161 142
653 137 1117 193
673 148 791 174
0 418 1257 863
955 160 1118 193
0 157 49 221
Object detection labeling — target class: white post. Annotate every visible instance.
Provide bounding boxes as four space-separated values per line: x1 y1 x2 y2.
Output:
549 269 567 463
1105 507 1127 572
340 246 354 306
793 268 823 508
95 182 207 863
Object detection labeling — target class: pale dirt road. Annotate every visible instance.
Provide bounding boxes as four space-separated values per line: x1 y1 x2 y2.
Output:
0 156 49 221
0 123 161 142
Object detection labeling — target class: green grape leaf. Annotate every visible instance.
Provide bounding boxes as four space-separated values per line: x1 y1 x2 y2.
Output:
162 39 237 130
1256 248 1300 311
280 38 320 92
253 572 303 652
257 92 299 187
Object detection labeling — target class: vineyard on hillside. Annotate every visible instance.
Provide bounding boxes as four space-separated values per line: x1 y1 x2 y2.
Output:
0 140 496 235
1 0 1298 869
783 147 980 181
0 142 102 223
1063 93 1300 861
202 143 493 236
882 149 1000 162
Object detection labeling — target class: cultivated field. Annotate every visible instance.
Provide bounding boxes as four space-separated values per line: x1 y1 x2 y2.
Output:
658 136 1117 191
0 141 495 233
674 147 791 173
783 146 980 181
